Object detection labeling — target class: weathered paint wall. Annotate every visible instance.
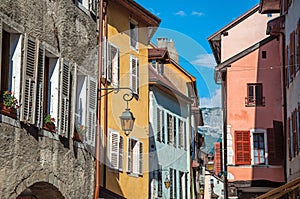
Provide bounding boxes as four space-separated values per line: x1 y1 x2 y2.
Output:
226 38 284 183
0 0 97 198
285 0 300 183
102 1 151 198
221 10 277 62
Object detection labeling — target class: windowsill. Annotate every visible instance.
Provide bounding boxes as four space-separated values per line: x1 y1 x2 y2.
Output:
39 129 59 140
245 104 265 107
127 172 142 178
0 113 20 128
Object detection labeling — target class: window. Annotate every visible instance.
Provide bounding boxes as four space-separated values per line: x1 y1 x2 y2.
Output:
130 21 138 50
173 116 177 147
0 23 22 118
158 165 162 197
253 133 266 165
75 73 97 146
151 60 156 69
75 0 97 15
179 119 186 149
127 137 143 175
289 31 296 79
267 13 272 18
102 41 120 87
156 107 165 142
170 168 177 199
108 130 124 171
246 83 264 106
235 131 251 165
167 113 173 145
130 55 139 94
262 51 267 59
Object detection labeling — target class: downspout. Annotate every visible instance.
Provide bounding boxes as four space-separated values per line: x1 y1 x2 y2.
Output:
95 0 104 198
103 0 108 188
222 74 228 199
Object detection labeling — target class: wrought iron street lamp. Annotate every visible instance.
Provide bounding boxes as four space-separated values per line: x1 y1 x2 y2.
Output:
119 93 135 136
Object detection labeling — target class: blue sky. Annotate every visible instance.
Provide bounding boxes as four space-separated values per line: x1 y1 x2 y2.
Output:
135 0 259 107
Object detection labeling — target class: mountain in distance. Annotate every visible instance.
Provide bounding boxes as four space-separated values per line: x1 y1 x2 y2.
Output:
198 107 223 154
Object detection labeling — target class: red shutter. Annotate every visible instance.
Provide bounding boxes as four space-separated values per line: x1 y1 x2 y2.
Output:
267 128 276 164
285 46 289 88
290 32 295 79
297 20 300 71
272 121 284 165
287 117 292 160
293 110 297 157
235 131 251 165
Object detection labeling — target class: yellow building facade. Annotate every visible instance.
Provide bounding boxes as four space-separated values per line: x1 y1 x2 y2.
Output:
98 1 160 198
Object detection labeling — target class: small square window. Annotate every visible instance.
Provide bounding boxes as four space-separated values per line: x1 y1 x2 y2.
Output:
262 51 267 59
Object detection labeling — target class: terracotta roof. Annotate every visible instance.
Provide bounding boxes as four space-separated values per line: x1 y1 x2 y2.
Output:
148 48 169 59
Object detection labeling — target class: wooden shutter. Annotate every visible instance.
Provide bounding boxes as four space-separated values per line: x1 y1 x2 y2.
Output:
130 55 138 94
109 131 119 170
101 36 107 78
290 32 295 79
179 120 184 148
285 46 289 88
161 110 165 143
156 107 161 142
174 169 177 199
58 59 70 137
184 121 187 150
107 43 112 83
297 20 300 71
139 141 143 175
87 76 97 146
167 113 173 144
119 135 124 171
170 168 173 198
287 117 292 160
0 19 2 84
127 138 132 172
235 131 251 165
273 121 284 165
293 110 297 157
112 45 119 88
158 165 162 197
20 36 37 124
35 43 45 128
267 128 276 165
173 117 177 147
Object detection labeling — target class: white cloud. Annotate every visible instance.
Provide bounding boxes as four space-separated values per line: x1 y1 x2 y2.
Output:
192 11 204 16
175 10 186 16
192 53 216 68
200 88 222 108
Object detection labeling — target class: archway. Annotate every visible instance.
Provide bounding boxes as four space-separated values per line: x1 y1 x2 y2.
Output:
17 182 64 199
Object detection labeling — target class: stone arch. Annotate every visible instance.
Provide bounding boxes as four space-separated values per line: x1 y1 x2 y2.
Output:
17 182 64 199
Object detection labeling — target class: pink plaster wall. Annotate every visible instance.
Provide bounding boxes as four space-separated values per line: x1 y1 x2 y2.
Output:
226 38 284 182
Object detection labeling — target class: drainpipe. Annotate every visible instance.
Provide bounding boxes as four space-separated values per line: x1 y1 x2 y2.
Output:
95 0 104 198
103 0 108 188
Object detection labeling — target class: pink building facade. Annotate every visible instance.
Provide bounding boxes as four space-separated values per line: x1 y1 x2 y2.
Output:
209 5 285 198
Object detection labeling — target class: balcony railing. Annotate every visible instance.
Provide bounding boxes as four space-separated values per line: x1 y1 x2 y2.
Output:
245 97 265 107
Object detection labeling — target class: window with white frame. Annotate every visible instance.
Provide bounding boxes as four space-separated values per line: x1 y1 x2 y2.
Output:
130 21 138 50
250 129 267 165
127 137 143 175
75 0 97 15
102 41 120 87
0 20 22 118
75 72 97 146
130 55 139 94
108 130 124 171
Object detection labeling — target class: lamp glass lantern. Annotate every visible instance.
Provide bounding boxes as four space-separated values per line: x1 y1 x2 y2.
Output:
164 177 170 189
207 161 215 172
120 108 135 135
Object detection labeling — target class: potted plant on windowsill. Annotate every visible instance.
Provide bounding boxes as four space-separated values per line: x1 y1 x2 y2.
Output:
0 90 19 118
43 114 56 132
74 124 86 142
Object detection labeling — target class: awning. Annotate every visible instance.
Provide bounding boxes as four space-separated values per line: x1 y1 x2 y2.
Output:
256 177 300 199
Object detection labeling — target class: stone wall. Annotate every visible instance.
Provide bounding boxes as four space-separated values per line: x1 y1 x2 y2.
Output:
0 0 98 198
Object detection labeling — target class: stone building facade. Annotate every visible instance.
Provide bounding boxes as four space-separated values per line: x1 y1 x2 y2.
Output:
0 0 98 198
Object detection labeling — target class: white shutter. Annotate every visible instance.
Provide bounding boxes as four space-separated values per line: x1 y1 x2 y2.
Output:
20 35 37 124
109 131 119 170
87 76 97 146
107 43 112 82
133 141 139 174
127 138 132 172
58 59 70 137
162 109 165 143
179 120 184 148
35 43 45 128
101 37 107 78
130 55 138 94
112 45 119 88
119 136 124 171
156 107 161 142
139 141 143 175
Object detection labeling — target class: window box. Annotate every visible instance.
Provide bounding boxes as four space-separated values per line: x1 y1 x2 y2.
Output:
43 123 56 132
0 103 17 119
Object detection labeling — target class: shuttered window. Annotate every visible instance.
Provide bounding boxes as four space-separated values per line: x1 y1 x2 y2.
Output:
130 55 138 94
290 31 295 79
170 168 174 199
285 46 289 88
287 117 292 160
235 131 251 165
167 113 173 145
107 42 119 87
58 59 70 137
292 110 298 157
297 20 300 71
127 137 143 176
86 76 97 146
158 165 162 197
35 43 45 128
156 107 161 142
173 117 177 147
21 36 38 124
130 21 138 50
253 133 265 165
108 130 123 171
179 120 184 148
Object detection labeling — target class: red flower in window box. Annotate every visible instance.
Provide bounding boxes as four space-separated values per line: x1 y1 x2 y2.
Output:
43 114 56 132
0 90 19 118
